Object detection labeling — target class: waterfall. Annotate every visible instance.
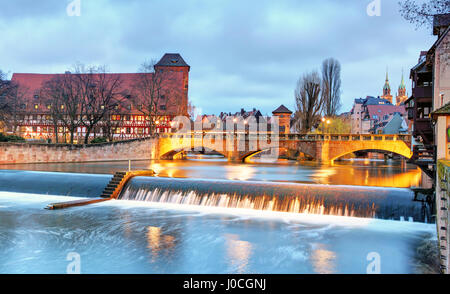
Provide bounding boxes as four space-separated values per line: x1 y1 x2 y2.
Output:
118 177 431 222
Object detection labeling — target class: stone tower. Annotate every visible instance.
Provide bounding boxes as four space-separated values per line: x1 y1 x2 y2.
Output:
396 70 408 105
272 105 293 134
154 53 190 116
381 69 393 103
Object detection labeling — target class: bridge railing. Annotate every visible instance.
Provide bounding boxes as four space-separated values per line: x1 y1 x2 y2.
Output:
160 132 411 142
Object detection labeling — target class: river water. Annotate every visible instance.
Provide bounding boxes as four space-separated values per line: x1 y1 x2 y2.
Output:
0 155 437 274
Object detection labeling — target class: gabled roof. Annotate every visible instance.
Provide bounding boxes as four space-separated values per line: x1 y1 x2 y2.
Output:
10 71 185 115
272 104 292 114
155 53 190 68
431 102 450 118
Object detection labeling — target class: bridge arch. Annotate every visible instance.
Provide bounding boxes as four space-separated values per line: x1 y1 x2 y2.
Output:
158 135 229 160
328 145 413 162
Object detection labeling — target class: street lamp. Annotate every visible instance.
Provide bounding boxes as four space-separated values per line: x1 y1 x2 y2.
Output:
326 119 331 134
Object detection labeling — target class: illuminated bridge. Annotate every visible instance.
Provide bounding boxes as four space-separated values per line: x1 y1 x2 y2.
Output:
158 133 413 163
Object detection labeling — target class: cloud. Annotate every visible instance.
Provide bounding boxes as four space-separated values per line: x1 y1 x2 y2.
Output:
0 0 438 114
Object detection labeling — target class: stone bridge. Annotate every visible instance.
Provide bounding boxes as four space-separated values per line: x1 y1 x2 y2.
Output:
0 133 412 165
158 133 413 163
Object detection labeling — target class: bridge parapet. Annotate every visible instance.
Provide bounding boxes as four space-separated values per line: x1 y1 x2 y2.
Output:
161 132 411 143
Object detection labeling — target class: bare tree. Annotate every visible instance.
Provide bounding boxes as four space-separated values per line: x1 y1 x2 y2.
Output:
73 64 124 144
0 70 12 131
0 71 28 135
41 74 82 144
187 100 195 120
294 71 324 133
131 60 174 136
399 0 449 28
321 58 342 117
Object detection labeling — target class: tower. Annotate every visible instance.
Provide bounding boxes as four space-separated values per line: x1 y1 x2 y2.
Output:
154 53 190 116
396 70 408 105
381 69 393 103
272 105 293 134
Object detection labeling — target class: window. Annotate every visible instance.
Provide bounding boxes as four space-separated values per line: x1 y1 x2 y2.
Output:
34 104 39 109
47 104 52 109
34 94 39 99
160 105 166 110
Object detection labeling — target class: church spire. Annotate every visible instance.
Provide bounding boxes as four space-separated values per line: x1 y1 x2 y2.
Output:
381 67 393 103
396 68 407 105
399 69 406 90
383 68 391 94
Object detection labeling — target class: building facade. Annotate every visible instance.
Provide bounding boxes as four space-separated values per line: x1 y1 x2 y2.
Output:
350 96 407 134
428 13 450 274
4 53 189 143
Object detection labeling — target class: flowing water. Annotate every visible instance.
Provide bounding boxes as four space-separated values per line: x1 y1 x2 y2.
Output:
0 156 437 273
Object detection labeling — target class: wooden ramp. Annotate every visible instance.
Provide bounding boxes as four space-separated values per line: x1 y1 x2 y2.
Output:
45 170 155 210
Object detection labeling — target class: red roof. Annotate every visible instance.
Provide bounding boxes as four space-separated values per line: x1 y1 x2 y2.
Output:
11 70 187 115
366 104 406 121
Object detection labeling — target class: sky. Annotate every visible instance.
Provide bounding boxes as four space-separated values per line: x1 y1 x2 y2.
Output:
0 0 439 116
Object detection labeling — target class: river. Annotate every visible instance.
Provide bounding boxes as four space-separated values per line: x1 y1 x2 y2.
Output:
0 155 437 274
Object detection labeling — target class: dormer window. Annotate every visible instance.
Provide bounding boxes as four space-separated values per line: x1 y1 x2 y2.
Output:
170 59 178 63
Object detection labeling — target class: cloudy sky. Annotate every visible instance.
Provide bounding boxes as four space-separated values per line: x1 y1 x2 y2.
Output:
0 0 438 115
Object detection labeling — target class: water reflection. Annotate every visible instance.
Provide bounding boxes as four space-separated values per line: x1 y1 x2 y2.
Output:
225 165 255 181
310 243 337 274
0 156 427 188
224 234 252 274
146 226 176 263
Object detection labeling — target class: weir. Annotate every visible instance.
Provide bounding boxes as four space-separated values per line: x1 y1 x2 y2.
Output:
118 176 433 222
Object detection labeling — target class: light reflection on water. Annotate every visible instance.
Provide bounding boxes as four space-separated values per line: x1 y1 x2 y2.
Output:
0 155 427 188
0 192 436 274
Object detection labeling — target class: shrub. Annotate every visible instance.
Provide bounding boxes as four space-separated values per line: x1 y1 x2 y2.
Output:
90 137 108 144
0 133 25 142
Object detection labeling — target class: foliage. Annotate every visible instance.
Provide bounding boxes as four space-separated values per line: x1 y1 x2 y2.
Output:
90 137 108 144
0 133 25 142
311 116 351 134
399 0 450 29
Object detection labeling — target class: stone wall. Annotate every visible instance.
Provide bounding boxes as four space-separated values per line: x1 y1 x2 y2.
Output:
0 137 158 164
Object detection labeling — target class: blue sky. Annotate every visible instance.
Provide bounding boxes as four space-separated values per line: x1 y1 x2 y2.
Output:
0 0 438 115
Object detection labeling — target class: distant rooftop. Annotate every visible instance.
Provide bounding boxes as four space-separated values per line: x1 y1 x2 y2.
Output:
433 13 450 35
155 53 190 68
272 104 293 114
